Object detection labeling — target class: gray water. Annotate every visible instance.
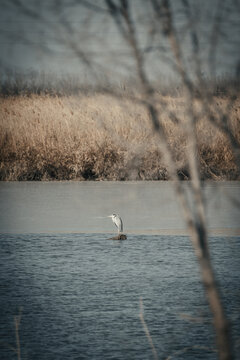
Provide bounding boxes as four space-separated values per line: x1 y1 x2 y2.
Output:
0 234 240 360
0 182 240 359
0 181 240 234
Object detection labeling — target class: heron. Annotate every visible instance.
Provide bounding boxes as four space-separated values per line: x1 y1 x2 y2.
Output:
108 214 123 234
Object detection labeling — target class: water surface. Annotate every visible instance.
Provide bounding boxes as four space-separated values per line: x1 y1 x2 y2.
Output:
0 181 240 359
0 181 239 235
0 234 239 360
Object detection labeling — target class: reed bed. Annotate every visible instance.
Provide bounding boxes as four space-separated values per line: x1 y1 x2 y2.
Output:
0 93 239 180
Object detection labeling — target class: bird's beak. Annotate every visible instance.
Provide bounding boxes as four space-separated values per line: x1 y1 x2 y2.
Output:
107 215 112 218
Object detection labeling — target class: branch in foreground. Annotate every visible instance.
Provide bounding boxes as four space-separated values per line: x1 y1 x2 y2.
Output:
139 297 159 360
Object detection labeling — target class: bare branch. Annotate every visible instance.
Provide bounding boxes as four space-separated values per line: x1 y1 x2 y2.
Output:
14 307 22 360
139 298 159 360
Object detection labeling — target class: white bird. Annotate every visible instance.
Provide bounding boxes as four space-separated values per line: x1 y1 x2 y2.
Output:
108 214 123 234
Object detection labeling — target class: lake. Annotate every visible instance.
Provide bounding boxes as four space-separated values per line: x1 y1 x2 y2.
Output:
0 181 240 359
0 181 240 235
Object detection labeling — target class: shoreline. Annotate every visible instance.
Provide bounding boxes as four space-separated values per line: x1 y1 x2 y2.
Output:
0 229 239 236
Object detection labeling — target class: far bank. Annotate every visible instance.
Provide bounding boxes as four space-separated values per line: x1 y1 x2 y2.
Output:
0 93 239 181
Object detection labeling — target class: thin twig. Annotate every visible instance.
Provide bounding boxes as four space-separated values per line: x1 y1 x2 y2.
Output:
139 297 159 360
0 307 22 359
14 307 22 360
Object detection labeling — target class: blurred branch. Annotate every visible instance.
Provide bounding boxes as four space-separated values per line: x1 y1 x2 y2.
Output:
77 0 108 13
0 307 22 360
208 0 225 77
14 307 22 360
139 297 159 360
105 0 129 39
116 1 234 359
180 0 203 82
9 0 40 19
209 112 240 169
150 0 194 92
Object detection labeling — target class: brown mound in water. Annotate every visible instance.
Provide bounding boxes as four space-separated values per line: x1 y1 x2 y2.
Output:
108 234 127 240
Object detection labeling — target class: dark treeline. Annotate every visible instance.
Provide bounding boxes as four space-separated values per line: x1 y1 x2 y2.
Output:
0 69 239 97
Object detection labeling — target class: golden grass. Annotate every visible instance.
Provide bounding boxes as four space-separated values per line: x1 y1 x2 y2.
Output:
0 94 239 180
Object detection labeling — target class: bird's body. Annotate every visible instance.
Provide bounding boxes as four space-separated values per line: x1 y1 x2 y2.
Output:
108 214 123 233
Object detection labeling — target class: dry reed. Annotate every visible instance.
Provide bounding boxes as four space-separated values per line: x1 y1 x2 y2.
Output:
0 93 239 181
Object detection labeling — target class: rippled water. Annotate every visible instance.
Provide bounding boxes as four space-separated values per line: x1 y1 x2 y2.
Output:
0 233 239 360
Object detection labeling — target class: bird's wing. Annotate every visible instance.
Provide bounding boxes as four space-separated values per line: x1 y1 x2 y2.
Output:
119 217 123 232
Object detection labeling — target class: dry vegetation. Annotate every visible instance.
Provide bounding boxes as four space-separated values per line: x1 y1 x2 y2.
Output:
0 93 239 181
